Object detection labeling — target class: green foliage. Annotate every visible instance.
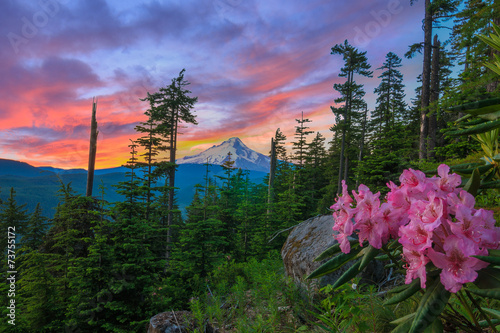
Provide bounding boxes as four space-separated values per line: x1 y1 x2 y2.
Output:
313 281 396 333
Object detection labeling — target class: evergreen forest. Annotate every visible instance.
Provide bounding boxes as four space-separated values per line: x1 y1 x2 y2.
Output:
1 1 500 332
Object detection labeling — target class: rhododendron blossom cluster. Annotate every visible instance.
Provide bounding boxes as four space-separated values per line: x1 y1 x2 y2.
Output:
331 164 500 293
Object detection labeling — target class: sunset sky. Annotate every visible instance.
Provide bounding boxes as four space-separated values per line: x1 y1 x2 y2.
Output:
0 0 427 169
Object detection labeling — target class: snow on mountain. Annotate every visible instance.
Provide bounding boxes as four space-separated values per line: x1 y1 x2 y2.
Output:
176 137 270 172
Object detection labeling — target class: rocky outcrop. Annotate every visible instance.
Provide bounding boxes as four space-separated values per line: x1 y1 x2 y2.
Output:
147 311 195 333
281 215 387 292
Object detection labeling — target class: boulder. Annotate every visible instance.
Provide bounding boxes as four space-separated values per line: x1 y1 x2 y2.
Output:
281 215 387 292
147 311 195 333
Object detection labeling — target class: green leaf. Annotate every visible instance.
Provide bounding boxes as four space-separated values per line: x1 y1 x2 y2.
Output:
474 268 500 289
483 308 500 320
447 98 500 115
388 283 411 294
447 119 500 136
314 238 359 261
488 249 500 257
330 261 361 289
359 245 380 271
384 278 422 306
479 180 500 189
471 255 500 265
479 318 500 328
453 164 494 176
391 314 415 333
463 168 481 196
391 312 416 325
467 288 500 300
477 110 500 121
423 318 444 333
307 247 362 280
408 278 450 333
375 254 389 260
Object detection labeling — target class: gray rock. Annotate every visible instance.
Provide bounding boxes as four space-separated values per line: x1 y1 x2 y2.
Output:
147 311 194 333
281 215 387 293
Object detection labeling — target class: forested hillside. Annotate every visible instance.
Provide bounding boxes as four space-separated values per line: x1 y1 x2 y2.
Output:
1 1 500 332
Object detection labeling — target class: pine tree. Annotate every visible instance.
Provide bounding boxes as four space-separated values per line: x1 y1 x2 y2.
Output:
408 0 459 160
175 182 227 280
371 52 407 132
450 0 500 99
357 52 412 193
23 203 48 251
330 40 372 192
292 112 314 168
304 132 328 213
146 69 198 264
0 188 28 250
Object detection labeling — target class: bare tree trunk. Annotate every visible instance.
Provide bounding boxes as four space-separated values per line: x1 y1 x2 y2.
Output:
267 137 276 216
428 35 440 160
356 105 368 188
166 109 178 266
86 97 98 197
337 110 347 194
419 0 432 161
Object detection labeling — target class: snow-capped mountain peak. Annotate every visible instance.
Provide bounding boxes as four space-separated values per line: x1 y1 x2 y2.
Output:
177 137 270 172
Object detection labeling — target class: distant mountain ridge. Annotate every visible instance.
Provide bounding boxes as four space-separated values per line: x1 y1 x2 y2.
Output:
0 156 267 218
176 137 271 172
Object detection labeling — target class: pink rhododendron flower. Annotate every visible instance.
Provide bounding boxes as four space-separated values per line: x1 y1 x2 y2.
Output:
474 208 500 249
399 168 431 198
434 164 461 194
373 202 401 240
451 205 487 247
330 164 499 293
331 180 353 211
447 190 475 215
402 248 429 289
353 188 380 225
408 192 445 231
427 236 489 293
399 220 433 251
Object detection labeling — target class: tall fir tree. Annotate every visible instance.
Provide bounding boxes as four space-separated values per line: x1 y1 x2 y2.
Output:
330 39 372 193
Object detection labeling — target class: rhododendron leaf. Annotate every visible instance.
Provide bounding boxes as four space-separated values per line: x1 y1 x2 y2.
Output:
479 318 500 328
468 288 500 300
384 278 422 306
480 180 500 189
375 254 389 260
314 238 359 262
359 245 380 271
447 119 500 136
472 255 500 265
474 268 500 289
463 168 480 196
423 319 444 333
409 278 450 333
388 283 412 294
447 97 500 115
482 308 500 320
450 162 483 170
307 247 362 280
390 312 416 325
330 261 361 289
488 249 500 257
391 320 413 333
453 164 494 176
